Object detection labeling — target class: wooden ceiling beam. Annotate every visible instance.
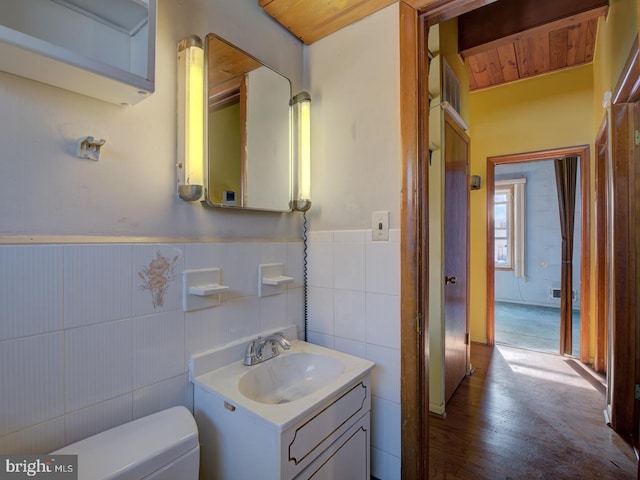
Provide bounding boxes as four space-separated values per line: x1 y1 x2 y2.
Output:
403 0 499 25
460 6 608 58
459 0 608 56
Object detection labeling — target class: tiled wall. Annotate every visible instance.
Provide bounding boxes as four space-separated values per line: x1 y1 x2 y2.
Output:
306 229 401 480
0 241 303 454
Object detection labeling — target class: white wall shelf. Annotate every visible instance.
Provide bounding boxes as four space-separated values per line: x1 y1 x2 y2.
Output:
259 263 293 297
0 0 156 106
183 268 228 312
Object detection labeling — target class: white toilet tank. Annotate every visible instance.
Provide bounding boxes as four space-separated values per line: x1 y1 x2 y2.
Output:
51 406 199 480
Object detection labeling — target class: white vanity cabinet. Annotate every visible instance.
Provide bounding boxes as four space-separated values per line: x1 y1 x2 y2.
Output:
0 0 155 106
194 375 372 480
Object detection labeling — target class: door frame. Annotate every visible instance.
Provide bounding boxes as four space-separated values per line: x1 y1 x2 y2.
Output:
399 1 502 477
485 146 591 363
594 120 608 373
607 38 640 437
399 3 427 479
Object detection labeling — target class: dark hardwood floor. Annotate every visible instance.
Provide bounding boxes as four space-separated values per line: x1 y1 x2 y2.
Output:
429 343 637 479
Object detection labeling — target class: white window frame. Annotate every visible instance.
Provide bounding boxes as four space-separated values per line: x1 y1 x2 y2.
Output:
495 178 526 278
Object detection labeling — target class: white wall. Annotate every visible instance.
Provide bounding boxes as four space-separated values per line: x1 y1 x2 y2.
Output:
306 4 401 231
306 5 402 479
0 0 303 238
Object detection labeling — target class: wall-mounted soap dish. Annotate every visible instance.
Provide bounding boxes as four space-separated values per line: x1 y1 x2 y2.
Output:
183 268 229 311
259 263 293 297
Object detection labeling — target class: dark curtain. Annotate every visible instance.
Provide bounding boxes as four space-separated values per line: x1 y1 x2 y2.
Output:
554 156 578 355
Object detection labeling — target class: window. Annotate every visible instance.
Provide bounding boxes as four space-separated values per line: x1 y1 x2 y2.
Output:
495 178 526 276
494 186 513 269
442 58 461 115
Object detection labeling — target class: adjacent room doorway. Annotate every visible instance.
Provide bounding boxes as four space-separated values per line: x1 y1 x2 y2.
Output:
493 159 580 355
486 146 591 361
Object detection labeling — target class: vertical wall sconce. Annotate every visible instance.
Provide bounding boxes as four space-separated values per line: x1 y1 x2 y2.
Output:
177 35 205 201
290 92 312 212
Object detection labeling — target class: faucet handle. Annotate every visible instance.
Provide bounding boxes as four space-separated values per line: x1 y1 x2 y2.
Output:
243 337 263 366
272 332 289 341
274 332 291 348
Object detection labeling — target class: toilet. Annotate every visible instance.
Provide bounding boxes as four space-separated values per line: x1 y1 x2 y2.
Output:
51 406 199 480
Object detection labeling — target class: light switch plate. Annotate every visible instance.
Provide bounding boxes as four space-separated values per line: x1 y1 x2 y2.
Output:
372 211 389 241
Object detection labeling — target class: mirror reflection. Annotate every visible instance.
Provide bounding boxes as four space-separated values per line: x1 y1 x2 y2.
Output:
205 34 292 211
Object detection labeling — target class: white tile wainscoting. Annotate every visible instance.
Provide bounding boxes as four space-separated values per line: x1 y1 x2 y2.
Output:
306 229 401 480
0 240 304 454
0 233 402 479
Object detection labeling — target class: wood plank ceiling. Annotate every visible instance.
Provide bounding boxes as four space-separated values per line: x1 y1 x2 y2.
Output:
259 0 396 45
258 0 609 91
458 0 609 90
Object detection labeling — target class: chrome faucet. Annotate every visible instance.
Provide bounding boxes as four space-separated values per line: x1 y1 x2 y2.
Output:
243 332 291 366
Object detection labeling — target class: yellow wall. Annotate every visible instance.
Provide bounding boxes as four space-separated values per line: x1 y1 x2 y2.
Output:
593 0 638 133
468 65 594 343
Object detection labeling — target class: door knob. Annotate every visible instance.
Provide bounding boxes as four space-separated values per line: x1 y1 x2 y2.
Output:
445 276 457 285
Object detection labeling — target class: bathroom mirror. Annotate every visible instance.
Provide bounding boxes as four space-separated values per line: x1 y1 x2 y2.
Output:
204 34 292 211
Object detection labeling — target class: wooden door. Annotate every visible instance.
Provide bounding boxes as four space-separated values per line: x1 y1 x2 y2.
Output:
443 113 470 403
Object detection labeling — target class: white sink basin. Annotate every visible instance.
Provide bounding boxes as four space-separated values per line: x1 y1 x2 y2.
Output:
191 333 375 430
238 352 345 404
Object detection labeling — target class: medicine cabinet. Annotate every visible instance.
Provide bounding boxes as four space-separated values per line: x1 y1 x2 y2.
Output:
0 0 156 106
204 33 292 212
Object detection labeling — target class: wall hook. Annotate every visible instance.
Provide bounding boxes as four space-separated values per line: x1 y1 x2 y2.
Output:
76 136 106 161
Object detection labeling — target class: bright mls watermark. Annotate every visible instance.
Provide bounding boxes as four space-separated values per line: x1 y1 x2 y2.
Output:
0 456 77 479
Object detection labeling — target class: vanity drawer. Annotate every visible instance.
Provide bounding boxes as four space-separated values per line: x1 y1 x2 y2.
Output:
281 376 371 479
295 412 370 479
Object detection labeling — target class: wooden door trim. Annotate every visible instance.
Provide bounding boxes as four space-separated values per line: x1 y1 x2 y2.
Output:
601 36 639 438
608 102 638 436
485 145 591 364
402 0 499 24
594 119 608 373
399 3 428 479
